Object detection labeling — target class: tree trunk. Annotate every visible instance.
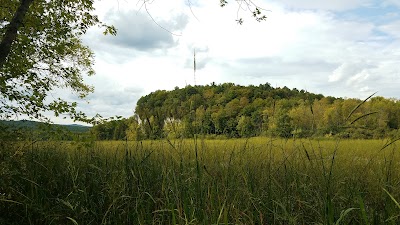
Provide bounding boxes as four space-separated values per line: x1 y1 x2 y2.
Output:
0 0 34 68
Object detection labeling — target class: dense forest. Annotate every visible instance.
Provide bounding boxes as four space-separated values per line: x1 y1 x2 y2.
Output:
91 82 400 140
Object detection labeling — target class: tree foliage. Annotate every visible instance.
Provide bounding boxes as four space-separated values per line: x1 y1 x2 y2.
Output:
90 116 144 141
0 0 114 121
133 83 321 139
126 83 400 140
89 83 400 140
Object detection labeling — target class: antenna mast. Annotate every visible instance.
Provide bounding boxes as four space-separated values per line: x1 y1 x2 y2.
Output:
193 49 196 86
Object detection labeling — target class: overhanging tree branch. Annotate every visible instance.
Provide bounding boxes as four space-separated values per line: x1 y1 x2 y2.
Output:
0 0 34 68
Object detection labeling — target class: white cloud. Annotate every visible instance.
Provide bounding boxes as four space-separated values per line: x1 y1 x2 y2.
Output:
384 0 400 7
84 10 189 55
49 0 400 124
268 0 372 11
379 20 400 38
347 69 371 86
329 62 375 83
329 63 359 82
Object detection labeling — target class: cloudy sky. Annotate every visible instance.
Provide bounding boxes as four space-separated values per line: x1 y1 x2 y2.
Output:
53 0 400 124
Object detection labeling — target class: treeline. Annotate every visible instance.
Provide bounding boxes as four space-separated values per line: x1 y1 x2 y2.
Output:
0 120 91 141
91 82 400 140
90 117 134 140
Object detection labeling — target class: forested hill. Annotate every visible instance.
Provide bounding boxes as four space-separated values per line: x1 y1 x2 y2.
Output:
0 120 91 141
135 83 328 138
91 82 400 140
0 120 91 133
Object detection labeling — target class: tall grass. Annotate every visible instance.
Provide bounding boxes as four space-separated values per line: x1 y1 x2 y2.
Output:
1 137 400 224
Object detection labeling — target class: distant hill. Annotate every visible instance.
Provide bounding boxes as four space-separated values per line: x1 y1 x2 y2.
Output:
0 120 91 133
131 82 399 139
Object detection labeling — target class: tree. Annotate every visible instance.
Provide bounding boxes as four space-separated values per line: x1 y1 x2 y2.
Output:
1 0 116 122
288 100 313 137
1 0 267 122
275 113 292 138
237 115 253 137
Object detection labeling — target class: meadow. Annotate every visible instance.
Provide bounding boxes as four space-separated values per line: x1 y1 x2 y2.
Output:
1 137 400 224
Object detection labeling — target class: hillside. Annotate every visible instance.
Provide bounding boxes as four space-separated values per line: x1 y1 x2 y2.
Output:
0 120 91 133
91 82 400 140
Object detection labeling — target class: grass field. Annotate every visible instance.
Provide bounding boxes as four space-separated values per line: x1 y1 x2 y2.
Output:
1 137 400 224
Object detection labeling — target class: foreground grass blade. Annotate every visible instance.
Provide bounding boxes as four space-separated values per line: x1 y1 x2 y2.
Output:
345 92 376 123
358 194 370 225
383 188 400 210
66 217 79 225
335 208 357 225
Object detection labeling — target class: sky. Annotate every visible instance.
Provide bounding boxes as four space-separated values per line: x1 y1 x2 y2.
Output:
52 0 400 124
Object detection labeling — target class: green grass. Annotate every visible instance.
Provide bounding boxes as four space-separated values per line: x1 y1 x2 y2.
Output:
1 137 400 224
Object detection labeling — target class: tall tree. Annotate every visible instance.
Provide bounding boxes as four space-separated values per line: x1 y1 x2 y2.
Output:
0 0 116 121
